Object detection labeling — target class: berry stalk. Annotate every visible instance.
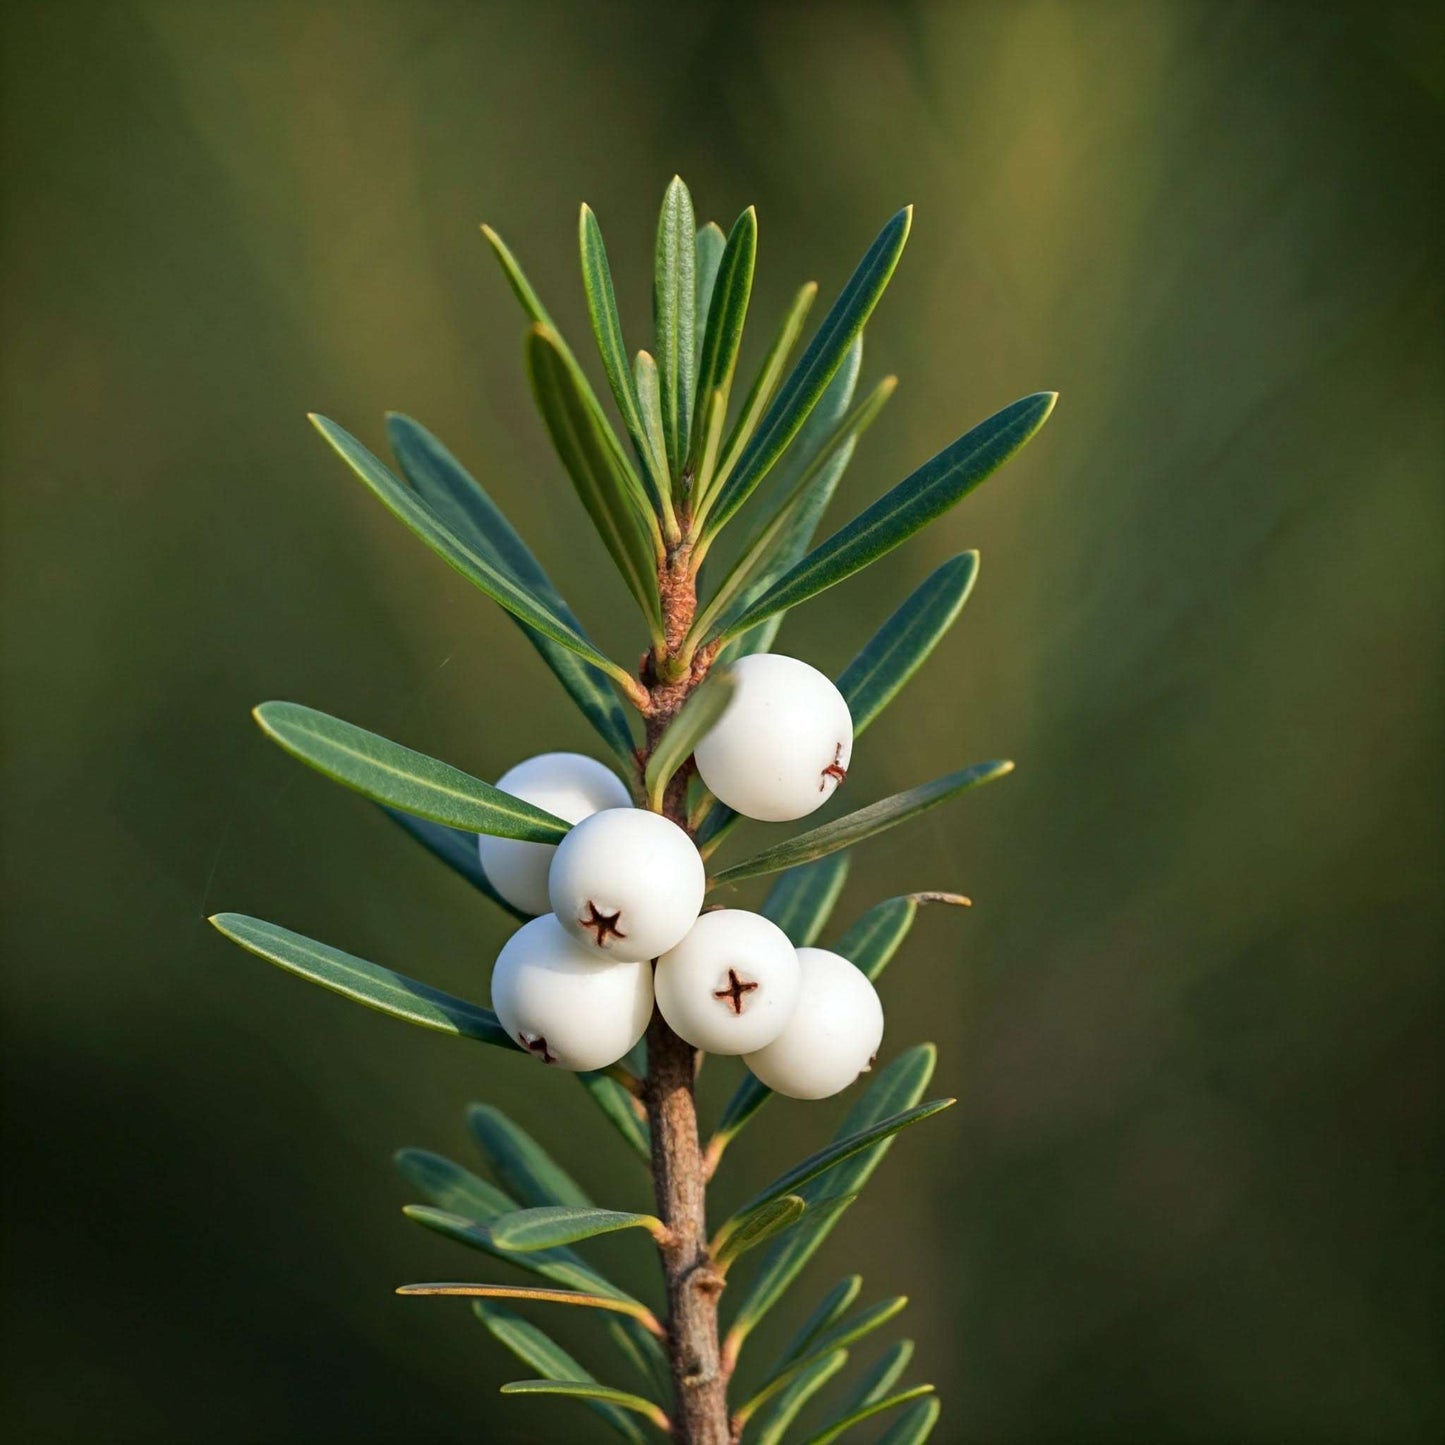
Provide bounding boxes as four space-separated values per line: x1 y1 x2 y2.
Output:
641 543 732 1444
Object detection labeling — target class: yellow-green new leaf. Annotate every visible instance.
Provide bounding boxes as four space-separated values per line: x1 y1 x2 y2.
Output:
209 914 514 1048
396 1283 664 1335
714 1194 806 1270
687 206 756 477
644 668 737 810
500 1379 670 1432
253 701 569 840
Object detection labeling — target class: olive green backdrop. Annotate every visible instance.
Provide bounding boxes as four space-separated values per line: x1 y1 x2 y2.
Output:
2 2 1441 1442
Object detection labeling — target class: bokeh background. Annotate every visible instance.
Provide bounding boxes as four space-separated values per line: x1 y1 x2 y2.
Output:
3 2 1441 1441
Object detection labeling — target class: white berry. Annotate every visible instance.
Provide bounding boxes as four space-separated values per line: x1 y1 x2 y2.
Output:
477 752 632 916
490 913 653 1071
654 909 801 1055
693 654 853 822
743 947 883 1099
547 808 706 962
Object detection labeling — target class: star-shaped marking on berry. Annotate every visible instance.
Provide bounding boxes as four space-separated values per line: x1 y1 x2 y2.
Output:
820 742 848 791
579 900 627 946
713 968 760 1015
520 1033 557 1065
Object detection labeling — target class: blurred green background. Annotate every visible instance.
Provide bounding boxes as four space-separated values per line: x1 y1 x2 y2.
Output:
3 2 1441 1441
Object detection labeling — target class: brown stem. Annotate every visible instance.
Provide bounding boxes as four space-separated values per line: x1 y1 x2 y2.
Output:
641 539 732 1444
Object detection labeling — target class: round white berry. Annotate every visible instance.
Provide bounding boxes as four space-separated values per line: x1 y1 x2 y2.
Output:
693 654 853 822
477 752 632 916
743 947 883 1099
490 913 653 1071
547 808 706 962
654 909 801 1055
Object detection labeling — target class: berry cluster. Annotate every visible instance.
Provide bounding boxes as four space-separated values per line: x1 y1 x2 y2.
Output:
484 656 880 1098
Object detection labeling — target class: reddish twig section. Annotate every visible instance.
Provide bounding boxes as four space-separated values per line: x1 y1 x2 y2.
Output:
641 542 731 1444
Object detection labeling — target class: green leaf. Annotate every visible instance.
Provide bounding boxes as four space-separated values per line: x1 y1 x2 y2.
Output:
654 176 696 477
755 1349 850 1445
712 281 817 494
775 1275 863 1370
402 1206 634 1308
633 351 670 491
577 1070 651 1163
395 1149 515 1222
704 208 912 535
836 552 979 737
606 1317 670 1399
726 1045 937 1345
500 1379 670 1431
687 206 756 477
209 914 514 1048
643 668 737 810
710 760 1013 888
693 222 727 369
385 414 637 764
717 391 1056 641
525 325 665 629
490 1206 664 1252
397 1282 663 1334
468 1103 592 1209
253 701 569 840
379 808 528 920
474 1304 646 1443
741 1297 909 1421
762 854 852 947
872 1397 941 1445
834 892 968 983
715 1101 953 1256
838 1340 915 1416
800 1386 936 1444
714 1194 806 1269
579 205 668 505
692 371 894 646
310 414 641 697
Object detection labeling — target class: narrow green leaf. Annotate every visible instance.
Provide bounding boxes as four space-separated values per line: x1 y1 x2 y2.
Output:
800 1386 936 1444
712 281 817 494
500 1379 670 1430
468 1103 592 1209
709 760 1014 887
402 1206 640 1314
644 669 737 811
490 1206 663 1252
606 1317 670 1399
480 223 555 330
579 205 668 504
386 414 636 764
310 414 641 695
654 176 696 476
715 1101 953 1255
526 325 665 630
577 1070 651 1163
718 392 1056 641
253 701 569 840
705 208 912 535
762 854 852 947
776 1275 864 1370
834 892 968 983
397 1282 663 1334
715 1194 806 1269
209 914 513 1048
873 1397 941 1445
755 1349 850 1445
726 1046 937 1344
475 1304 646 1443
838 1340 915 1416
742 1297 909 1420
836 551 978 736
693 222 727 370
633 351 670 491
379 808 528 920
687 206 756 476
693 371 894 645
395 1149 515 1222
